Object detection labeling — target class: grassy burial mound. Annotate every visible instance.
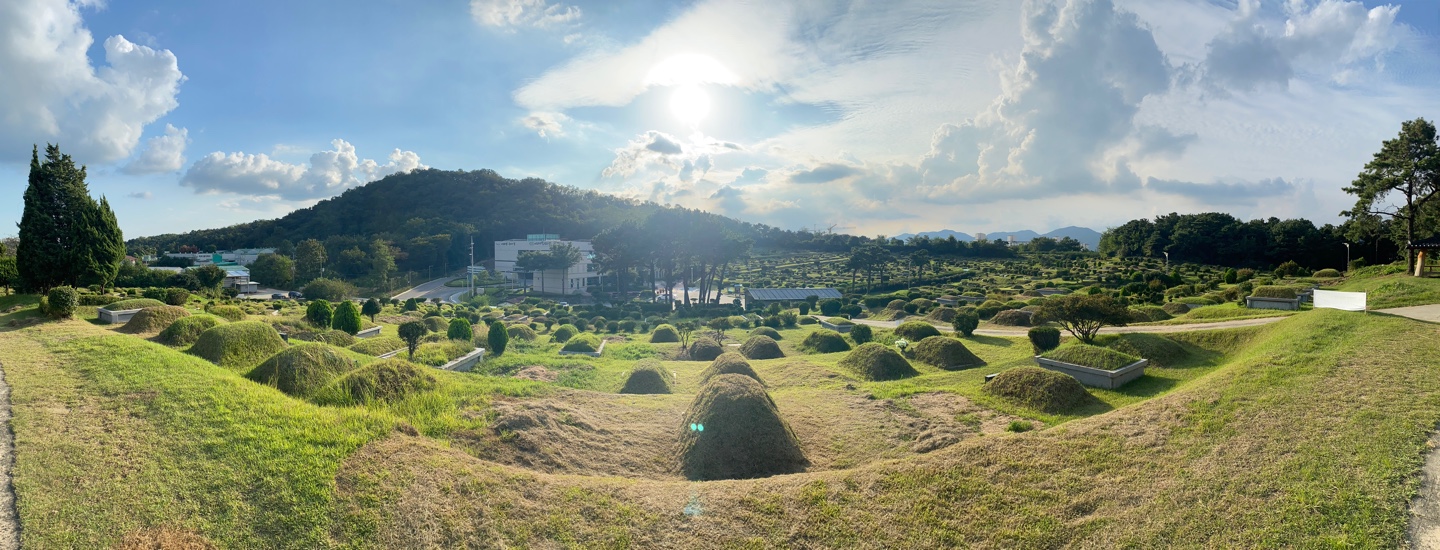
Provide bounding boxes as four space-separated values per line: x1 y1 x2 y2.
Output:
748 326 782 340
1251 285 1299 300
246 343 362 398
560 333 602 353
911 336 985 370
100 298 165 311
551 324 579 343
206 304 247 322
739 335 785 359
318 359 437 406
894 320 942 341
156 314 226 346
700 352 765 385
1100 333 1188 367
650 324 680 343
676 373 808 480
839 342 919 381
118 306 192 335
506 324 539 341
190 320 289 371
618 359 673 394
984 366 1094 414
348 335 406 356
290 329 357 347
1042 343 1141 371
799 329 851 354
688 337 724 361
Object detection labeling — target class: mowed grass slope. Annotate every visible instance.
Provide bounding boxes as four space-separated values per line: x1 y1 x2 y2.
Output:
1 305 1439 546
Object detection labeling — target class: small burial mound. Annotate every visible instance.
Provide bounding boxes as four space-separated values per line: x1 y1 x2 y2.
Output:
700 352 764 385
618 359 672 394
156 314 226 346
650 324 680 343
206 304 247 322
101 298 166 311
348 335 405 356
799 329 851 354
894 321 942 341
1102 333 1186 367
290 329 356 347
322 359 437 405
506 324 538 341
984 366 1094 414
911 336 985 370
687 338 724 361
551 324 579 343
190 320 289 371
1042 343 1140 371
739 335 785 360
246 343 361 397
561 333 602 353
748 326 782 340
676 374 808 480
838 342 919 381
118 305 191 335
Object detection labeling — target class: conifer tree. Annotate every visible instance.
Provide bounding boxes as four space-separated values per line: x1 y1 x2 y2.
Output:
18 145 98 291
81 197 125 292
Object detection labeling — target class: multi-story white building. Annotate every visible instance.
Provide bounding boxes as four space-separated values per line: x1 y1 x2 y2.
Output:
493 234 598 295
162 248 277 266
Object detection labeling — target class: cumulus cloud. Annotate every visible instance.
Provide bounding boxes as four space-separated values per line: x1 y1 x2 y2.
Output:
471 0 580 29
127 191 152 199
1197 0 1401 91
180 139 426 201
602 131 691 178
521 111 569 138
0 0 185 164
789 163 861 184
122 124 188 175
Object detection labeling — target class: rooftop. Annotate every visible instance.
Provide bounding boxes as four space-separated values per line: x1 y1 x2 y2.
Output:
745 288 842 301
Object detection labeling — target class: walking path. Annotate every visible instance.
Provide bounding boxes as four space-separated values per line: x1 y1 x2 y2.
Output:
0 363 19 549
847 314 1288 336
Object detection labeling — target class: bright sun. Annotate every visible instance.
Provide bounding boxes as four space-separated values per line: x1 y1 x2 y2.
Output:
670 84 711 126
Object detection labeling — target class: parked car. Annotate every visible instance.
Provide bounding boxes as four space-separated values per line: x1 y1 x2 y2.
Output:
288 291 303 299
270 293 285 300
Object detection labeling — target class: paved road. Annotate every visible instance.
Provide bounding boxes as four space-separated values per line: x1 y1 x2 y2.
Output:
392 276 467 303
847 315 1288 336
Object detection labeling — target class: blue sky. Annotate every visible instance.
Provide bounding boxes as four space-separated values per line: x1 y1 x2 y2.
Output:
2 0 1438 240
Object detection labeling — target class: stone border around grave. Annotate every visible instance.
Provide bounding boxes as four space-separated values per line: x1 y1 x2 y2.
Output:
813 316 854 333
1245 296 1301 310
1034 356 1148 389
558 340 606 358
355 326 382 339
96 307 143 324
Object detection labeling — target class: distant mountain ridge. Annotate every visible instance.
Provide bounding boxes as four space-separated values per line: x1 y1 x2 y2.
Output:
895 226 1102 249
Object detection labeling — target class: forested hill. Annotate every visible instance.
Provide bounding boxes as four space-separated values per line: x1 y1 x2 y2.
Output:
128 168 798 274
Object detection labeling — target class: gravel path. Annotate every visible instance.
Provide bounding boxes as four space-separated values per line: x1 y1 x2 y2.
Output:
847 314 1287 336
0 362 19 549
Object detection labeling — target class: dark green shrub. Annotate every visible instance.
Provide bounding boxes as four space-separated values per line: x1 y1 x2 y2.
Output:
818 299 842 316
333 301 363 335
447 318 473 341
487 320 510 356
163 287 190 306
1027 326 1061 355
952 310 980 337
301 277 354 302
306 299 334 329
399 321 427 359
44 286 78 319
849 323 873 344
839 343 918 381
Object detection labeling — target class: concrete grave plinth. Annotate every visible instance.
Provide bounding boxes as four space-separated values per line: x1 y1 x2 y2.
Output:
1034 356 1148 389
96 307 142 324
1245 296 1301 310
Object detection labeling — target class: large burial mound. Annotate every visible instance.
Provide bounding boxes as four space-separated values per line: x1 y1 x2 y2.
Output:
190 320 289 371
118 305 191 335
700 352 765 385
911 336 985 370
839 342 919 381
619 359 672 394
800 329 850 354
739 335 785 359
687 338 724 361
156 314 226 346
247 343 361 397
676 373 808 480
321 358 437 405
984 366 1094 413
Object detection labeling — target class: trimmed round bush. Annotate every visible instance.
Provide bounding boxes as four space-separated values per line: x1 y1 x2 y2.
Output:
911 337 984 370
688 337 724 361
894 321 942 341
102 298 165 311
619 359 672 394
952 310 980 337
849 323 873 344
552 324 579 343
799 330 851 354
839 342 918 381
507 324 538 341
1162 302 1190 316
562 333 603 353
423 316 448 333
321 359 436 405
748 326 782 340
739 335 784 360
1027 326 1062 355
1313 268 1342 278
207 305 246 322
990 309 1032 327
349 335 406 356
246 343 359 397
651 324 681 343
157 314 225 346
191 320 289 370
119 305 191 334
333 301 363 335
306 300 334 329
447 318 473 341
676 374 808 480
984 366 1094 413
45 286 78 319
701 352 764 384
163 287 190 306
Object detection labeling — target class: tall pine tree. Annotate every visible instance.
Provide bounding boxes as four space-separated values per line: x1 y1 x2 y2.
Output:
17 144 124 292
82 197 125 292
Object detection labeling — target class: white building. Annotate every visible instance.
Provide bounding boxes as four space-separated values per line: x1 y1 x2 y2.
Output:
493 234 598 295
162 248 277 266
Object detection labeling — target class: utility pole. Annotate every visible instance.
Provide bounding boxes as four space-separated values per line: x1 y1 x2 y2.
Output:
469 236 475 300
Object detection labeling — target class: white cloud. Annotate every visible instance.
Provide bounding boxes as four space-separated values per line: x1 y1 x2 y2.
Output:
122 124 188 175
127 191 152 199
180 139 426 201
471 0 580 29
0 0 184 164
521 111 569 138
1195 0 1402 91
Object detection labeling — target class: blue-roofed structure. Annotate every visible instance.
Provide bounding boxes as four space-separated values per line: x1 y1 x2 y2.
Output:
745 288 842 303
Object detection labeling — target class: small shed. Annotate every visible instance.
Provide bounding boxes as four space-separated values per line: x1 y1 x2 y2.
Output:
745 288 842 304
1407 236 1440 277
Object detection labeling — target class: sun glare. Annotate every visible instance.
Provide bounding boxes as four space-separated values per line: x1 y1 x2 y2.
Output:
670 84 711 126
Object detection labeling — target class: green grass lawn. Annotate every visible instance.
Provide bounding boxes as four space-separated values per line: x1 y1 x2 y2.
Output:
3 297 1440 547
1336 271 1440 309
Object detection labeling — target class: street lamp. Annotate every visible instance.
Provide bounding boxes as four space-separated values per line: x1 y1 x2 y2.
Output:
1343 243 1351 273
1163 251 1169 268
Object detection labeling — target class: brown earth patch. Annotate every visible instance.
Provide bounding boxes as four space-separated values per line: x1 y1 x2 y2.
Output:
511 365 557 382
111 527 216 549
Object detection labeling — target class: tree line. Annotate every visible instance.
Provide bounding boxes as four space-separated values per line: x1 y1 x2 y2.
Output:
592 209 753 304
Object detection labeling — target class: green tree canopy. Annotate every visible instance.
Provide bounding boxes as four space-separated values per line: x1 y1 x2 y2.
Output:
1039 294 1130 344
1343 117 1440 273
249 253 294 289
17 144 121 292
332 301 362 335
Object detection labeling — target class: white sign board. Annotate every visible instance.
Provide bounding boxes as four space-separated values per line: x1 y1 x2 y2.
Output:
466 266 486 274
1313 289 1366 312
